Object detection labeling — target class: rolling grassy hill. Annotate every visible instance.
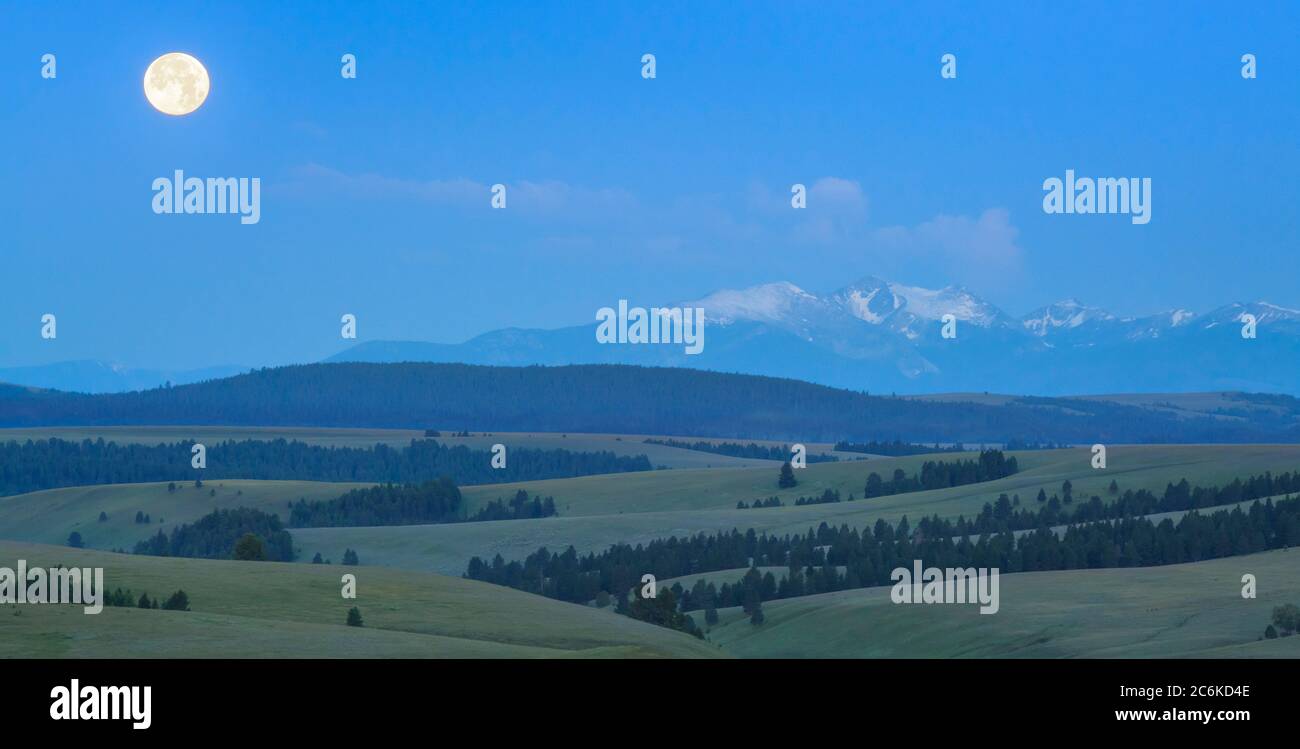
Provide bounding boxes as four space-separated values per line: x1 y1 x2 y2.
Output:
0 479 371 550
0 541 722 659
295 444 1300 575
4 444 1298 576
3 441 1299 660
457 443 1300 521
704 548 1300 658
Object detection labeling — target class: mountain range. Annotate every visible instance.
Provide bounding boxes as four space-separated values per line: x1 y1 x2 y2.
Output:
0 360 247 395
326 276 1300 396
5 276 1300 396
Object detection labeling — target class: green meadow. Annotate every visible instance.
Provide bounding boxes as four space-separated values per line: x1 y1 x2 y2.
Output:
0 540 721 659
1 432 1297 659
3 444 1298 577
300 444 1300 575
706 549 1300 658
0 479 371 550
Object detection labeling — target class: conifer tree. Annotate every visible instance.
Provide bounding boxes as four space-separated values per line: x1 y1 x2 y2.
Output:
778 461 797 489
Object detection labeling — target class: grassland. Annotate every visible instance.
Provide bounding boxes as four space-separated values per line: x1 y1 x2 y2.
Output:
0 479 371 550
2 433 1299 659
705 549 1300 658
4 444 1298 577
298 444 1300 575
0 540 722 658
907 391 1300 424
0 426 806 469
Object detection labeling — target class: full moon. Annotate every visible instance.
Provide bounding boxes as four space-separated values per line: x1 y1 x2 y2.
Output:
143 52 210 116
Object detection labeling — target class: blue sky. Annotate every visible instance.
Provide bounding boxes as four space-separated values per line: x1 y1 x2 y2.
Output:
1 1 1297 369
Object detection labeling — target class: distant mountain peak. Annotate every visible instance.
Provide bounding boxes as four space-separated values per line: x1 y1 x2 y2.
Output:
687 281 819 325
1198 301 1300 329
1022 299 1117 336
886 282 1005 324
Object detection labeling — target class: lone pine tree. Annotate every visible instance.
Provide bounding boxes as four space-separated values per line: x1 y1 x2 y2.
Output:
778 461 797 489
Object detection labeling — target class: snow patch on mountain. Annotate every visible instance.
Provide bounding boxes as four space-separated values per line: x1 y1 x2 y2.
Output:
688 281 818 326
1022 299 1117 336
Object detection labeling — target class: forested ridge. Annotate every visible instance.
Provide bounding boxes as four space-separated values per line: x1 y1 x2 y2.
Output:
954 470 1300 535
0 436 650 496
833 440 966 456
465 472 1300 615
3 362 1297 443
643 438 838 462
134 507 294 562
288 482 557 527
738 450 1019 508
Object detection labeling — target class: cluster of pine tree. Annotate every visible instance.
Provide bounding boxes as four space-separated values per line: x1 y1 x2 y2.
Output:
952 470 1300 536
863 449 1018 498
738 489 852 509
289 478 463 527
133 507 294 562
468 490 558 521
621 588 703 638
0 436 651 497
104 588 190 611
285 480 558 528
1002 439 1065 451
672 568 772 623
737 497 784 509
643 438 837 463
833 440 966 456
1265 604 1299 639
465 477 1300 613
795 489 842 506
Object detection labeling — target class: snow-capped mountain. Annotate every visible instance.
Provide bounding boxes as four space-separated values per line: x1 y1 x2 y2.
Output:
1119 308 1197 341
829 276 1017 340
688 281 836 335
316 278 1300 395
1022 299 1117 338
1019 300 1201 346
686 281 937 376
1199 301 1300 331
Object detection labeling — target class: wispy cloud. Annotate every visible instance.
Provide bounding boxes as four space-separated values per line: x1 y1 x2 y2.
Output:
872 208 1024 287
281 164 637 222
280 165 1024 287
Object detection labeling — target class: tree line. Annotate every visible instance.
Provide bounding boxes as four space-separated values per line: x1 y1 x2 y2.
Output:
464 474 1300 619
104 588 191 611
643 438 837 463
740 450 1018 509
738 488 843 509
950 470 1300 537
133 507 294 562
0 436 650 496
863 449 1018 498
288 482 557 528
833 440 966 456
